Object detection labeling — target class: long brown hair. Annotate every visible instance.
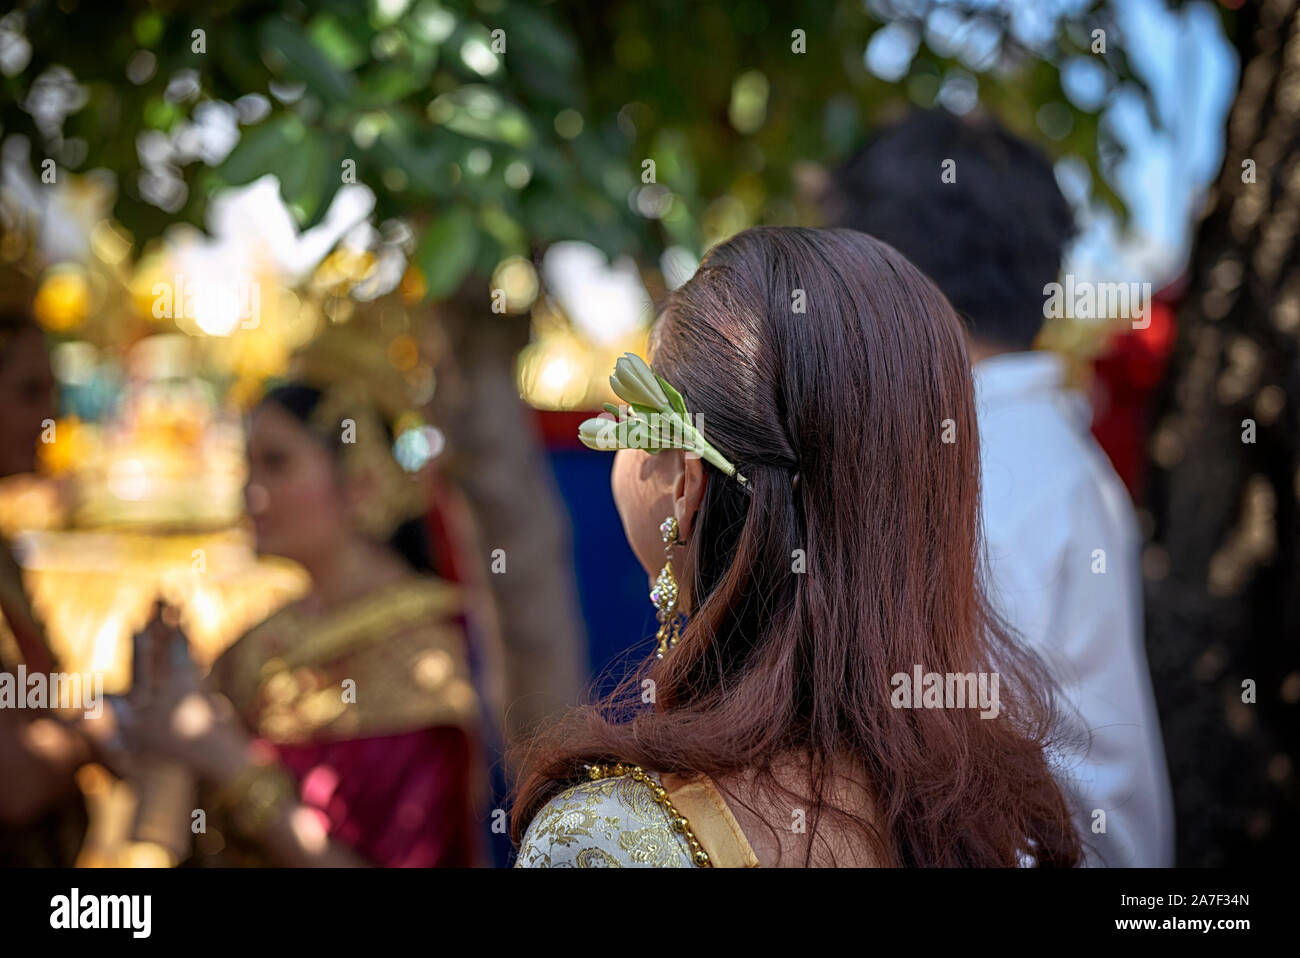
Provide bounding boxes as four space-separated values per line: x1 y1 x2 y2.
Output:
510 226 1083 866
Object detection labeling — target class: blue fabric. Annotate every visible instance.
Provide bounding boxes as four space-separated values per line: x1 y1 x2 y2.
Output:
545 448 656 697
493 447 654 867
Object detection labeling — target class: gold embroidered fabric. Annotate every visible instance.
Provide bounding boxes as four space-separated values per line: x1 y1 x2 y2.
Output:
209 576 479 743
514 771 696 868
660 772 761 867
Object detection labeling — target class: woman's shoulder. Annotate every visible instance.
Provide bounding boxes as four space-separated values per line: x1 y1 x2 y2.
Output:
514 769 697 868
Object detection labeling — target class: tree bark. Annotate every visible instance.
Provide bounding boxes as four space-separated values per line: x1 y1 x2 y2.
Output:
1142 0 1300 866
429 297 587 773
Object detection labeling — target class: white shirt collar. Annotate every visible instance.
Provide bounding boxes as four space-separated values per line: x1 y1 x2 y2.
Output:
972 350 1066 407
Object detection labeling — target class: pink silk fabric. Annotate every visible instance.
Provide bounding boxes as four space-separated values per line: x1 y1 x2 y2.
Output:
270 725 475 867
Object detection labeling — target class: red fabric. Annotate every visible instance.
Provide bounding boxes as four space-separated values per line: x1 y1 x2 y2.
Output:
270 725 475 867
533 409 595 450
425 477 464 584
1089 297 1178 497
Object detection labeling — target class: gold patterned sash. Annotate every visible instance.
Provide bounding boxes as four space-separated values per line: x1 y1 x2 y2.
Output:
661 772 761 868
211 576 480 744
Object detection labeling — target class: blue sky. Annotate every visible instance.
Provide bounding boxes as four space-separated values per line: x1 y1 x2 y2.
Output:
1072 0 1237 288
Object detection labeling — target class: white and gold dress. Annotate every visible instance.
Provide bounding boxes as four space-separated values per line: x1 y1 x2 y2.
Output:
515 764 760 868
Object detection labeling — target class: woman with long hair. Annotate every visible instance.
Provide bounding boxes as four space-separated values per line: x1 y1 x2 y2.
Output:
511 226 1083 867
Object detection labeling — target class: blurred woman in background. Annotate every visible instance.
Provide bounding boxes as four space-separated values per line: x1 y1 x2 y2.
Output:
126 368 502 866
0 305 97 865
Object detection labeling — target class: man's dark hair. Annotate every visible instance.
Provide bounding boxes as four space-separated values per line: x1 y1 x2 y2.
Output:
826 108 1075 351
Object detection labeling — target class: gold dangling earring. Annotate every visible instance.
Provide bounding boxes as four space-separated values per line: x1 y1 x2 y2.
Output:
651 516 686 659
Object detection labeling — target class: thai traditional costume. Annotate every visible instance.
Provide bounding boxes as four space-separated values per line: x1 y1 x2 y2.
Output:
515 765 759 868
191 573 491 867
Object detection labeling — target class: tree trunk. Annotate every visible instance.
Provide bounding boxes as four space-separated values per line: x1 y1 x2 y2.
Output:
1142 0 1300 866
430 298 587 772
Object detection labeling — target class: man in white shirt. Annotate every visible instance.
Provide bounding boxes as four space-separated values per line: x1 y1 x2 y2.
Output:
827 108 1175 866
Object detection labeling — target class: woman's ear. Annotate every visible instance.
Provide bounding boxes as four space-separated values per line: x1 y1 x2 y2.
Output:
673 452 707 539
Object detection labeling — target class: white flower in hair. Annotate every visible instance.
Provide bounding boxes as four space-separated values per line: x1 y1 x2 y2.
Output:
578 352 748 486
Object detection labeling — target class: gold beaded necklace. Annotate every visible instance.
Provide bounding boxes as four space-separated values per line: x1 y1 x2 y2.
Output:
585 763 712 867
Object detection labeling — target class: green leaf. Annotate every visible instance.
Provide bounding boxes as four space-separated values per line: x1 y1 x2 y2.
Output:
657 376 688 415
217 115 300 185
371 114 453 198
260 17 357 105
416 207 479 300
307 13 369 71
427 85 536 148
143 96 181 131
275 129 318 224
360 61 435 104
479 205 527 258
133 12 164 48
277 131 344 228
